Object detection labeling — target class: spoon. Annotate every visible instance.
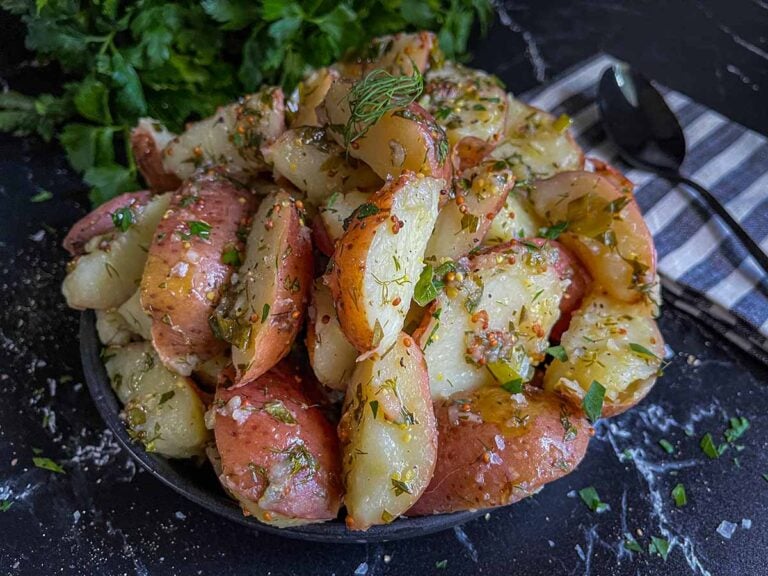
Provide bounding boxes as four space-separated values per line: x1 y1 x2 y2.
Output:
597 63 768 276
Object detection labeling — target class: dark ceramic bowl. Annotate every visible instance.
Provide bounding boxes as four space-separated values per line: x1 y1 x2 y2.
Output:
79 310 484 543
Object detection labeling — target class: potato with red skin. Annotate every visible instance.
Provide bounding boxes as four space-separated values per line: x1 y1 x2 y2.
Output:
408 386 591 515
327 172 442 356
141 170 256 376
211 188 313 385
63 190 153 256
339 334 437 530
214 369 343 527
131 120 181 192
321 77 451 182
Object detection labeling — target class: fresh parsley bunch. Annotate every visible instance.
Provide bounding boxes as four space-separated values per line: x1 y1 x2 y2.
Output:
0 0 492 205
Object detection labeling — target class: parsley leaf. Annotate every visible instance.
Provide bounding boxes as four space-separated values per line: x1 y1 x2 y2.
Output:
30 190 53 203
671 483 687 507
700 432 727 459
545 345 568 362
724 416 749 444
649 536 670 561
111 206 135 232
33 456 65 474
579 486 608 512
582 380 605 423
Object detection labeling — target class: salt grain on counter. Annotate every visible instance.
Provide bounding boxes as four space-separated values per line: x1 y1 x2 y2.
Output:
717 520 737 539
741 518 752 530
354 562 368 575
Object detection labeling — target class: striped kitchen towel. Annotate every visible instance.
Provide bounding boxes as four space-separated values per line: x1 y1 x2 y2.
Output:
521 54 768 364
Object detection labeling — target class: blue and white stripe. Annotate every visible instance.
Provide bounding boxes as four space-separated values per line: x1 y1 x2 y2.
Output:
522 54 768 362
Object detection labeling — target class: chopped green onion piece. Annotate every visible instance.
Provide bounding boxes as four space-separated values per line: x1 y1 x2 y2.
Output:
545 345 568 362
658 439 674 454
33 456 65 474
579 486 608 512
649 536 670 561
724 416 749 443
700 433 727 459
671 483 687 507
30 190 53 203
624 534 643 553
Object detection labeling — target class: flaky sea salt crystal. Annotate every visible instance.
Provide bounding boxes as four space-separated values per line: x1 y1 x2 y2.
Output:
717 520 737 539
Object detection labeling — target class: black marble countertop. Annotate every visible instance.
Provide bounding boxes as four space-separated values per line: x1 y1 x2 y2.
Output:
1 1 767 575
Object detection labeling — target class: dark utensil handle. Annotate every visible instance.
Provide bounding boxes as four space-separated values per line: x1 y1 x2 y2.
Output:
675 174 768 276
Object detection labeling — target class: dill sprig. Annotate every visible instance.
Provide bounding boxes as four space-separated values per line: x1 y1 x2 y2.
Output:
343 67 424 148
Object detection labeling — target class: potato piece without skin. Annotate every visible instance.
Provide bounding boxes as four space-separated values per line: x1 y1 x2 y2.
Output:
306 280 358 391
327 172 442 356
420 62 508 149
425 160 514 260
408 386 591 515
141 171 256 376
490 96 584 182
166 87 284 180
322 78 451 181
415 241 573 400
105 342 209 458
96 309 136 346
315 189 371 256
486 187 545 244
544 290 665 417
265 127 381 205
290 68 338 128
214 369 343 527
117 289 152 340
211 188 313 385
62 193 170 310
338 334 437 530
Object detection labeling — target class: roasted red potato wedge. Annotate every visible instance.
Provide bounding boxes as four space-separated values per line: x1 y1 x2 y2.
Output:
306 280 358 391
214 369 343 527
414 240 579 400
322 78 450 181
132 87 285 190
131 120 182 192
530 171 657 303
264 127 381 205
490 97 584 181
420 62 508 149
544 289 665 417
141 170 256 375
211 188 312 385
335 31 437 79
338 334 437 530
327 172 442 356
408 386 591 515
63 190 153 256
425 160 514 260
314 189 371 257
62 193 170 310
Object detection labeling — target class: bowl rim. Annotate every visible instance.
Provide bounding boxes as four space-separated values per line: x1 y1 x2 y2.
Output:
80 310 484 543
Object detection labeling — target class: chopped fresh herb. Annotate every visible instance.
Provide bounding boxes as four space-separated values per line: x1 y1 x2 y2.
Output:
111 206 135 232
435 560 448 569
460 212 480 233
344 67 423 147
671 483 687 507
649 536 670 561
629 342 659 360
579 486 608 512
181 220 212 241
582 380 606 423
762 473 768 483
546 345 568 362
391 477 413 496
30 190 53 203
0 500 12 512
158 390 175 405
500 378 523 394
221 247 242 267
540 221 568 240
261 303 270 323
355 202 381 220
700 432 727 459
414 264 439 307
33 456 65 474
621 448 634 461
283 442 317 477
179 194 199 208
724 416 750 444
624 534 643 553
264 400 297 425
658 439 674 454
369 400 379 420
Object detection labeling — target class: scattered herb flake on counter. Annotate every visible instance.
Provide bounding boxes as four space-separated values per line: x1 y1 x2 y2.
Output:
111 206 134 231
579 486 608 512
658 438 674 454
30 190 53 203
623 534 643 553
724 416 750 443
762 473 768 483
700 432 727 459
0 500 13 512
33 456 65 474
672 483 687 507
582 380 605 423
649 536 670 560
435 560 448 569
